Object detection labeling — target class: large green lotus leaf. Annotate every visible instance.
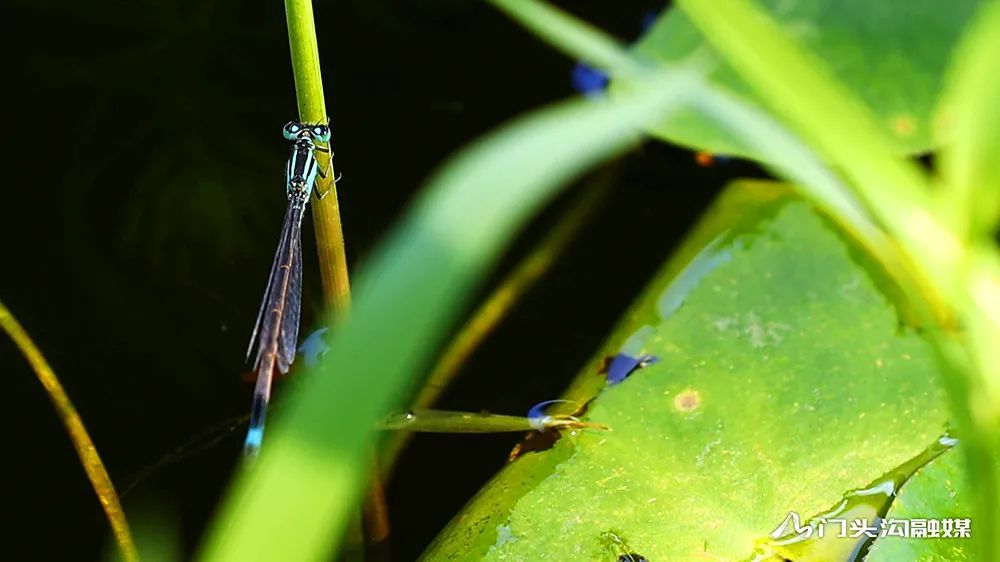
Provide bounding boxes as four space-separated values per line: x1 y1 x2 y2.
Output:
622 0 981 158
865 445 977 561
422 182 950 561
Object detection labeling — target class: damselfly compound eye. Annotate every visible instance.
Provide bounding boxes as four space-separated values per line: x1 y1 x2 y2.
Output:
312 125 332 143
282 121 302 140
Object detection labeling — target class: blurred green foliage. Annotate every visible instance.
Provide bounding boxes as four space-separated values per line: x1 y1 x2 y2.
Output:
200 0 1000 560
631 0 981 158
14 0 1000 560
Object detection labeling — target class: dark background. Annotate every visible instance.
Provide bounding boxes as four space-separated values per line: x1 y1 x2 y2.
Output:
2 1 764 560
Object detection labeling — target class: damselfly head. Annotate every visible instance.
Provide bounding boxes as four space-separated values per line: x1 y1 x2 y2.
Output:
283 121 331 143
282 121 304 140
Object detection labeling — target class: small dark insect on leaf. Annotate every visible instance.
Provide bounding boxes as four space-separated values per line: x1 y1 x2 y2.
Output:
618 554 649 562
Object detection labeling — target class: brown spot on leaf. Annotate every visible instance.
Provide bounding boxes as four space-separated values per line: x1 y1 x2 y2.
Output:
891 114 916 137
674 389 701 412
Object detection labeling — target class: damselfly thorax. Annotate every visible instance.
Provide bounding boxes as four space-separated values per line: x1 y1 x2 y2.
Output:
286 137 322 203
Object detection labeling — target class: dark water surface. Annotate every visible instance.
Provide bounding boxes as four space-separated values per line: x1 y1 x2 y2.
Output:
3 1 766 559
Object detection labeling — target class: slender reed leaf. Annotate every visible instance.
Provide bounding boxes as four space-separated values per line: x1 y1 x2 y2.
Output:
938 0 1000 242
0 300 138 562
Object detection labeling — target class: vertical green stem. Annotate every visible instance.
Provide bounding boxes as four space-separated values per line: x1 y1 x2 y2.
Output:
284 1 389 554
285 0 351 313
0 300 138 562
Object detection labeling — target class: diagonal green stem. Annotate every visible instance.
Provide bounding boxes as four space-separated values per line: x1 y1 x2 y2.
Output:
0 300 138 562
380 179 612 470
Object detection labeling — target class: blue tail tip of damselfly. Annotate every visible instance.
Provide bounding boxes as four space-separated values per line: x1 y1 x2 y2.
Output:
244 427 264 457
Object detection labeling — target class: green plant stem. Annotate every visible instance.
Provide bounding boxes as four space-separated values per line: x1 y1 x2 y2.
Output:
285 0 351 313
0 300 138 562
381 179 611 469
417 183 609 407
938 0 1000 242
490 0 644 76
285 0 384 552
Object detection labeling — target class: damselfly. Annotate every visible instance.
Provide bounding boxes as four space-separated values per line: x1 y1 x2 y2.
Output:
244 120 332 456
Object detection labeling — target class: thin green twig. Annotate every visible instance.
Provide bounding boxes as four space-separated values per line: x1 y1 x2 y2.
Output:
937 0 1000 242
381 179 611 469
419 183 609 406
0 300 138 562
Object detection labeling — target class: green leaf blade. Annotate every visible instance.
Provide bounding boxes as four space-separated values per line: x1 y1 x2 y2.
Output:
426 187 950 561
630 0 981 158
938 0 1000 241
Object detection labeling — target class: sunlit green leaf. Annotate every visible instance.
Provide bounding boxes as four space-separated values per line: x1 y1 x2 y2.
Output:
866 445 977 562
629 0 981 158
425 184 950 560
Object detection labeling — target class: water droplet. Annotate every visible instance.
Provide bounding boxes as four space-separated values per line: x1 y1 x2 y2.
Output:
753 433 956 561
